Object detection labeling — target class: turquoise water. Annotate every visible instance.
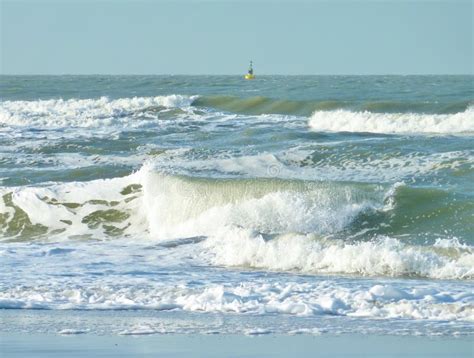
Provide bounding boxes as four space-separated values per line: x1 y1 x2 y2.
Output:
0 75 473 336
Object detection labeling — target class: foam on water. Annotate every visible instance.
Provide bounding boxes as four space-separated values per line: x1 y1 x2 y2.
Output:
146 146 474 184
0 241 474 322
308 107 474 134
1 76 473 337
5 95 473 135
0 95 196 128
0 171 145 239
1 164 384 240
1 165 472 280
205 229 474 279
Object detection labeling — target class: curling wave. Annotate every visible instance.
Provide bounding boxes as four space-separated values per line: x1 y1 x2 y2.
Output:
141 170 387 239
1 165 473 280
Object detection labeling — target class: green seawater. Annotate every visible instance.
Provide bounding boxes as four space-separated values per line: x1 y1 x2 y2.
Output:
0 75 473 244
1 76 473 334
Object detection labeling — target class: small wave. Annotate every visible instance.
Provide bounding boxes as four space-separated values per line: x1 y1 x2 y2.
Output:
191 96 472 116
2 95 472 132
147 147 474 186
0 95 196 128
205 229 474 280
308 107 474 134
191 96 347 116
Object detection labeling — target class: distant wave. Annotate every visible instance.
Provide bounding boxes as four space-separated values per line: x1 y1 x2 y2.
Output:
2 95 472 130
192 95 347 116
0 95 196 128
191 95 472 116
308 107 474 134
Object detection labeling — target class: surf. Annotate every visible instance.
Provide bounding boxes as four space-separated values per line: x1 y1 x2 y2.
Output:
1 165 473 280
0 95 196 128
308 107 474 134
2 95 472 134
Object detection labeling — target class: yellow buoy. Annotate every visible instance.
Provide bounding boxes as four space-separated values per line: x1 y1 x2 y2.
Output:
245 60 255 80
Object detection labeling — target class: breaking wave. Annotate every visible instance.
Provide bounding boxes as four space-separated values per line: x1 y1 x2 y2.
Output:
206 230 473 280
2 95 472 135
1 165 472 280
0 95 196 128
308 107 474 134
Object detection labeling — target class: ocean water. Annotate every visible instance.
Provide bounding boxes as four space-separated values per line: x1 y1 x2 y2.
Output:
0 75 473 336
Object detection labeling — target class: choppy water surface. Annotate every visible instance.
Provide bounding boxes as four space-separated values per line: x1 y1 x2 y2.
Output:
0 75 473 336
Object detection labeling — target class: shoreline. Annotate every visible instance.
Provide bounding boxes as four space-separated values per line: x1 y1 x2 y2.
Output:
2 331 472 358
1 309 473 357
1 308 472 337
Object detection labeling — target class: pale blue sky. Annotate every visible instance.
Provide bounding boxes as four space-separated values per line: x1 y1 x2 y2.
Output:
1 0 472 75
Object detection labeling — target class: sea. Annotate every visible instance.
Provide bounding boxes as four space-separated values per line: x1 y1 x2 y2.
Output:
0 75 473 336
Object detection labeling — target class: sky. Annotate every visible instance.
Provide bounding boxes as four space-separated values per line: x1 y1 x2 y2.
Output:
0 0 472 75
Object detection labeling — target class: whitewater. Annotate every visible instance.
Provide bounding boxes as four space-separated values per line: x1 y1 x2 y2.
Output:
0 75 473 336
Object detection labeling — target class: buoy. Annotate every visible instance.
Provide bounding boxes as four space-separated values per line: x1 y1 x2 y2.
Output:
245 60 255 80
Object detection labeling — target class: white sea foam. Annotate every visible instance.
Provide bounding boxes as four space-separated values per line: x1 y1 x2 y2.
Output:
1 165 473 280
0 171 146 239
308 108 474 134
140 169 385 240
0 95 196 128
144 146 474 185
204 229 474 280
58 329 89 335
0 274 472 321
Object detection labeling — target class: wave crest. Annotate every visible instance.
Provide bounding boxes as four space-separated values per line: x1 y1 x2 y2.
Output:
141 170 386 240
0 95 195 128
308 107 474 134
1 165 473 280
191 96 472 116
205 229 474 280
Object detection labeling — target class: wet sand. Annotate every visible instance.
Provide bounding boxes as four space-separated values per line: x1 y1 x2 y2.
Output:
2 331 473 357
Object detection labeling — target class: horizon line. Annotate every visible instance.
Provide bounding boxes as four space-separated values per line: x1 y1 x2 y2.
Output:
1 73 473 76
